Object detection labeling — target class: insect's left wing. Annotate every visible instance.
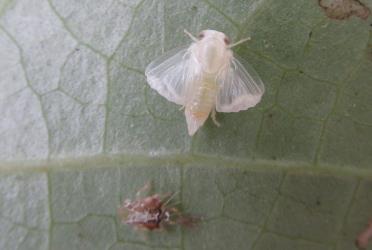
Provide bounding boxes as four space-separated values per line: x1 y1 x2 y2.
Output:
145 47 196 106
216 57 265 112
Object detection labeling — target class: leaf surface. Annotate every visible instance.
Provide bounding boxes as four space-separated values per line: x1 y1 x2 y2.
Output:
1 0 372 249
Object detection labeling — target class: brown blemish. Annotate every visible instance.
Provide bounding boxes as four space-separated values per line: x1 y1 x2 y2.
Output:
318 0 370 20
118 182 199 231
356 219 372 249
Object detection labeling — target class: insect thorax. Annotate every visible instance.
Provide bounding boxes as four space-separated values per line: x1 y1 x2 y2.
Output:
192 39 230 75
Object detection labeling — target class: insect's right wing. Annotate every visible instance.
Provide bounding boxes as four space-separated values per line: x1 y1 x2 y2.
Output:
216 56 265 112
145 47 197 106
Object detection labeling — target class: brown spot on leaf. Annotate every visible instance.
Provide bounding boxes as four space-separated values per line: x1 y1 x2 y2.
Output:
319 0 370 20
356 219 372 249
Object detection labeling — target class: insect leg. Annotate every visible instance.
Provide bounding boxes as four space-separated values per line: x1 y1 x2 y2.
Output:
211 109 221 127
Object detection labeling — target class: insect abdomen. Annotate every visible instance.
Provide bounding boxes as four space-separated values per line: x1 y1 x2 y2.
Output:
189 80 216 117
185 76 217 135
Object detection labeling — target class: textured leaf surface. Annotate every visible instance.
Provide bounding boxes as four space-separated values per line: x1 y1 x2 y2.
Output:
1 0 372 249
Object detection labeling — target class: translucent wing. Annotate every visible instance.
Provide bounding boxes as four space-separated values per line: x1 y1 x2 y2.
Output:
145 47 196 106
216 57 265 112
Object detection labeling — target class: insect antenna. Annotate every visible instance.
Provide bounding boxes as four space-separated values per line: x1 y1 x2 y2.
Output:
228 37 251 48
184 29 198 42
135 181 152 198
161 191 179 207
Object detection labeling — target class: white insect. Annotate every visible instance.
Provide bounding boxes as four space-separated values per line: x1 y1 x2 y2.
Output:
145 29 265 136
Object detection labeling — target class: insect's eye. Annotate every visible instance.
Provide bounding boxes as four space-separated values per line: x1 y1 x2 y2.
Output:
224 36 231 45
198 32 205 40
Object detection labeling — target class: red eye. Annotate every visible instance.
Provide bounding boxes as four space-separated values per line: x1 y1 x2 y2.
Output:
198 32 204 39
224 36 231 45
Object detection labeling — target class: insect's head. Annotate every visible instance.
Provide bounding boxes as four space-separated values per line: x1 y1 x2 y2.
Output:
197 30 231 47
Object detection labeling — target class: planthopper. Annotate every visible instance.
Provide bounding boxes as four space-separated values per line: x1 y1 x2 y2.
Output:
145 29 265 136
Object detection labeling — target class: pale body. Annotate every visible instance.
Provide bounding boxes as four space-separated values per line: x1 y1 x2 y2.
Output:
146 30 265 136
184 31 232 135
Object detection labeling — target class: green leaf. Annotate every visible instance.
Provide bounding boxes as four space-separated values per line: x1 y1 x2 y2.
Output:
1 0 372 249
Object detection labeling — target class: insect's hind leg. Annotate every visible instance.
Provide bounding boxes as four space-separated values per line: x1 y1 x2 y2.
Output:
211 110 220 127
